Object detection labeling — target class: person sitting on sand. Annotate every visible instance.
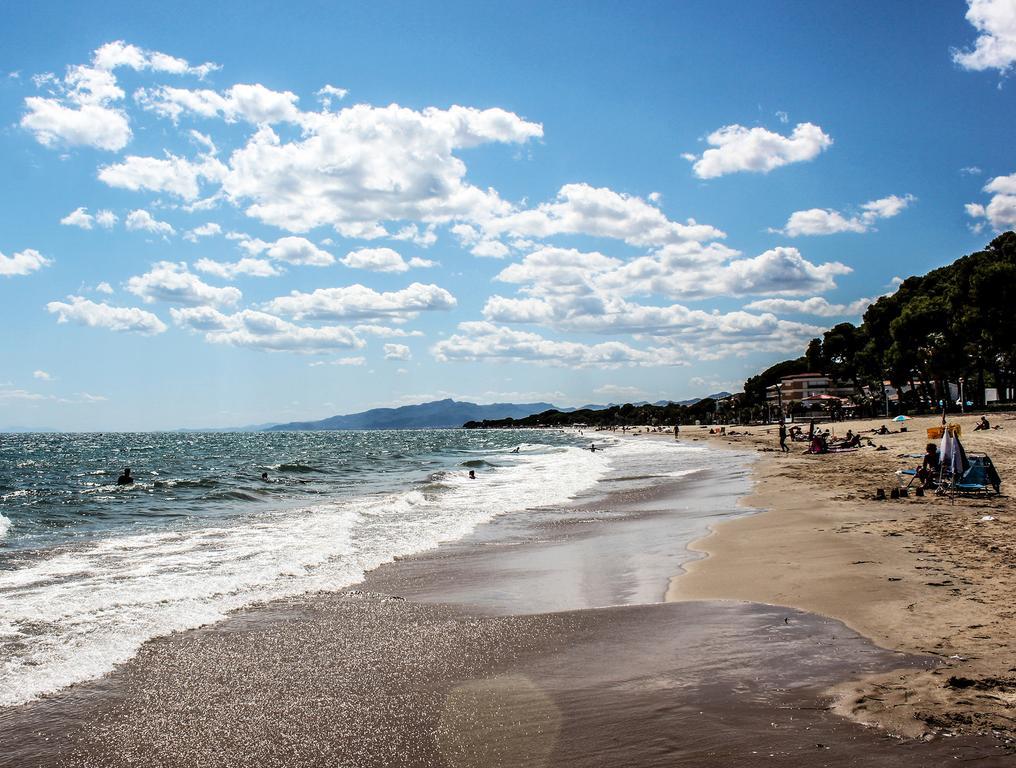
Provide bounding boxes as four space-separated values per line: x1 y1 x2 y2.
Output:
917 443 940 488
875 424 891 435
974 415 990 431
116 467 134 486
808 434 828 454
830 430 861 450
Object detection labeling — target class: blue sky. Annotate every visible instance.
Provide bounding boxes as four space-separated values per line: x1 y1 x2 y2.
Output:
2 0 1015 430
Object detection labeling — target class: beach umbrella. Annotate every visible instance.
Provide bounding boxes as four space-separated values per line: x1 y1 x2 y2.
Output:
892 415 910 422
938 430 970 485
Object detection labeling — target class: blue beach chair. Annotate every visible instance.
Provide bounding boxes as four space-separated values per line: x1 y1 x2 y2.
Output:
946 453 1001 496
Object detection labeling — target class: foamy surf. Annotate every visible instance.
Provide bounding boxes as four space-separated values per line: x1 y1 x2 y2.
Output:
0 440 630 707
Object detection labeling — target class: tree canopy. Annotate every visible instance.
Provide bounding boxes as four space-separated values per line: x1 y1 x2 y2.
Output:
740 232 1016 418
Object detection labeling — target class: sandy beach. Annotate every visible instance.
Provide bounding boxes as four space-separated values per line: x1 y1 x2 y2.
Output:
667 412 1016 745
2 426 1015 765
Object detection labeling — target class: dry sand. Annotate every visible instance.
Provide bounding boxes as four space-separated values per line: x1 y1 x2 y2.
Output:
663 412 1016 744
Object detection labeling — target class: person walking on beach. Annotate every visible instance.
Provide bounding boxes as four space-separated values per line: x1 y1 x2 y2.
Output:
778 422 789 452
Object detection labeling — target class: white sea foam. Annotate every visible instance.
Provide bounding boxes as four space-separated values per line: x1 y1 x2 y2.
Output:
3 440 678 707
0 513 10 538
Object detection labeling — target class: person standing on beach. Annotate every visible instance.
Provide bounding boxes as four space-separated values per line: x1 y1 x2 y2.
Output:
674 423 680 440
778 422 789 452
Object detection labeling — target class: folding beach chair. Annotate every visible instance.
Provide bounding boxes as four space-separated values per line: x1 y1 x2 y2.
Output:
948 453 1001 496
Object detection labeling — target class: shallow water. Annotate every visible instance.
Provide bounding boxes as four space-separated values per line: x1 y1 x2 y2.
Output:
0 429 709 707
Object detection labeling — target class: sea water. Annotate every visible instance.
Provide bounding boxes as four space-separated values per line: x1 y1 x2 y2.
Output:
0 429 714 707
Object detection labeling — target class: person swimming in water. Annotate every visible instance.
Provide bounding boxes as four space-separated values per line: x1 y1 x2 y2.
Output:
116 467 134 485
261 472 269 481
468 469 476 479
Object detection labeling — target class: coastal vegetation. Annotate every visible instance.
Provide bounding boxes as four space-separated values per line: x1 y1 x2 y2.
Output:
741 231 1016 421
462 399 723 430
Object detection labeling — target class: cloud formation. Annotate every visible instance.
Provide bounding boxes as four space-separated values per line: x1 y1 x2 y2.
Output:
684 122 832 179
481 183 723 247
0 248 51 277
776 194 915 236
194 257 281 279
171 307 363 353
46 296 167 334
965 171 1016 230
125 209 176 236
432 321 688 368
127 262 242 306
266 282 456 321
341 247 435 272
743 296 874 317
266 237 335 266
952 0 1016 73
21 41 216 151
383 343 412 360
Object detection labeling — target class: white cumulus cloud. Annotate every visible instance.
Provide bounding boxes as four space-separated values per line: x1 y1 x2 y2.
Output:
340 247 434 272
266 237 335 266
171 307 363 353
127 262 242 306
777 194 915 236
47 295 167 334
965 171 1016 230
432 321 687 368
743 296 874 317
183 222 222 242
60 207 95 229
219 105 541 236
0 248 51 277
383 343 412 360
482 183 724 247
685 122 832 179
135 83 302 125
22 99 131 151
194 257 282 279
316 84 349 110
952 0 1016 73
125 209 176 236
99 153 227 200
21 41 217 152
266 282 456 321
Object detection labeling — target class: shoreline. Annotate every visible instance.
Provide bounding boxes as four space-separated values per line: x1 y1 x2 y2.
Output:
663 413 1016 744
1 432 1013 765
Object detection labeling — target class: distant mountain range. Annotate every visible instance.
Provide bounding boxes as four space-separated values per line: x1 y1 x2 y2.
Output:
266 399 561 430
264 392 731 431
